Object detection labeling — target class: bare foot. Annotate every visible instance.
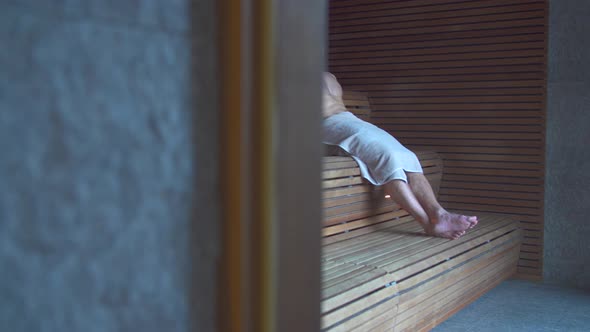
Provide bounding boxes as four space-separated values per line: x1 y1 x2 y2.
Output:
425 211 478 240
441 230 465 240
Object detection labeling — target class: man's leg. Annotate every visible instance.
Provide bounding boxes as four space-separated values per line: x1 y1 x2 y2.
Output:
406 172 478 239
384 179 429 226
386 178 465 239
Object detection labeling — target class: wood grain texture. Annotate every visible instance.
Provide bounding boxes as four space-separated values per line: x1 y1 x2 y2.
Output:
322 151 442 237
321 142 521 331
328 0 547 279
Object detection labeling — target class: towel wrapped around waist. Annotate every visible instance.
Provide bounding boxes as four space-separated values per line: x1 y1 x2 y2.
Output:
322 111 423 185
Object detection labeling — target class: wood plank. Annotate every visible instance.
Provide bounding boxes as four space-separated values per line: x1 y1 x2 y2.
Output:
323 167 360 179
321 270 395 313
322 161 359 171
442 160 543 171
331 3 546 29
330 0 545 16
323 265 384 290
327 214 507 270
324 201 391 225
369 216 514 273
442 202 540 215
397 255 518 331
331 31 546 53
375 102 540 111
348 300 396 332
323 176 363 189
441 181 542 193
330 18 546 41
330 34 545 56
323 185 369 200
324 156 356 163
401 138 543 149
322 284 398 330
323 211 410 244
335 63 545 78
428 263 518 329
332 49 546 66
442 173 542 184
396 243 518 314
364 86 544 97
370 95 543 105
333 58 545 74
391 223 520 288
323 217 418 258
396 251 518 331
386 131 543 142
440 188 541 200
323 262 370 282
323 192 370 209
396 245 519 318
324 227 524 328
440 195 540 208
329 227 434 264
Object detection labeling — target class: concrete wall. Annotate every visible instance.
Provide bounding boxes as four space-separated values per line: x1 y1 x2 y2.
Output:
545 0 590 290
0 1 219 331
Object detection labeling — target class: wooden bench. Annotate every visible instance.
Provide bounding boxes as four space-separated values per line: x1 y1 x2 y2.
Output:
321 92 522 331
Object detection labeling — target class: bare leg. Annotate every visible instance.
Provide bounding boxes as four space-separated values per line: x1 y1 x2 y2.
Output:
384 180 429 226
385 180 429 225
406 172 478 239
385 180 460 239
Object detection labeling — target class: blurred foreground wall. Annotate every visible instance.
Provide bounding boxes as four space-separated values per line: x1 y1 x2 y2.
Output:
545 0 590 290
0 1 220 330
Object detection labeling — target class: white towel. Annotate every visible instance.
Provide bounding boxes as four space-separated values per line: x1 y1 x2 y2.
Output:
323 112 423 185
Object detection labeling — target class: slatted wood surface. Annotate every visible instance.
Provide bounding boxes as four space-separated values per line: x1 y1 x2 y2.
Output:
321 155 522 331
328 0 547 279
323 151 442 240
342 91 372 122
322 215 521 331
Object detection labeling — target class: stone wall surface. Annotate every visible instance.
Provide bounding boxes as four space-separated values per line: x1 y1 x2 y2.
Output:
0 1 219 331
545 0 590 290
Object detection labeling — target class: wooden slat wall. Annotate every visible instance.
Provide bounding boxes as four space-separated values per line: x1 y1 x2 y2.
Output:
328 0 547 279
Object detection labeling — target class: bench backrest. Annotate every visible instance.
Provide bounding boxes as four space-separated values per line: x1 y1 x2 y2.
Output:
322 91 443 243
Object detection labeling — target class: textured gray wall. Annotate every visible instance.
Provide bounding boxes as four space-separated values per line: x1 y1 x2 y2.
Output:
545 0 590 290
0 1 219 331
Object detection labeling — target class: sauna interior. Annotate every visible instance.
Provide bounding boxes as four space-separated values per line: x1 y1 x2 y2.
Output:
320 0 552 330
3 0 589 331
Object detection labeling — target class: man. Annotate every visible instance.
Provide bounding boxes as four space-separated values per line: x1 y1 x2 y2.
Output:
322 72 477 239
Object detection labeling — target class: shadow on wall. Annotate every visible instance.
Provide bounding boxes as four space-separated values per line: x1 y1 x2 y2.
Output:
189 0 221 331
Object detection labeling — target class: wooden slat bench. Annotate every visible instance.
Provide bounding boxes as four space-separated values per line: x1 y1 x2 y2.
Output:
321 92 522 331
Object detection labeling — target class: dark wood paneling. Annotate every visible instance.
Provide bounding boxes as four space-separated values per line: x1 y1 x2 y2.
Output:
329 0 547 279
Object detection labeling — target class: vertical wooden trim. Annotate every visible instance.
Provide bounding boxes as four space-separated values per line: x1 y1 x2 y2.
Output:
275 1 325 331
251 0 277 331
219 0 324 331
218 0 248 331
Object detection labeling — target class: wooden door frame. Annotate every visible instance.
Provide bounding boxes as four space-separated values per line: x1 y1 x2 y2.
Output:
218 0 326 331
